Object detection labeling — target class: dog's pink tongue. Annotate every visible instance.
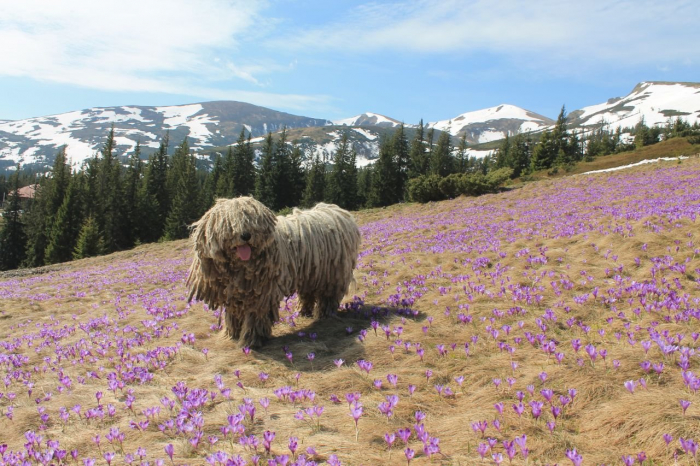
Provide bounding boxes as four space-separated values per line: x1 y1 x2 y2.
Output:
236 244 252 261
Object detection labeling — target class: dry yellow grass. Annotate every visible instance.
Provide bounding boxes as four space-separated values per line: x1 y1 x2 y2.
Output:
1 157 699 465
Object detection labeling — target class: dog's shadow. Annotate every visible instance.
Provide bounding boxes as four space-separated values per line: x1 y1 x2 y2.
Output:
253 300 422 373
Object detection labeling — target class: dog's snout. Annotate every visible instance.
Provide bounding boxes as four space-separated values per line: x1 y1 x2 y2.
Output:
240 232 251 242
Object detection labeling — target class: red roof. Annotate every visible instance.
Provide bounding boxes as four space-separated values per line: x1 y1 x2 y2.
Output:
17 185 37 199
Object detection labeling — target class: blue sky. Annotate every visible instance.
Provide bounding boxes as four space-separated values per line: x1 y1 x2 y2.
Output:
1 0 698 123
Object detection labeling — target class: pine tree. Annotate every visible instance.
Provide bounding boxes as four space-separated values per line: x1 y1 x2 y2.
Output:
328 132 358 209
456 133 468 173
302 153 326 208
356 166 372 208
232 132 256 197
136 163 161 243
149 132 170 234
287 143 306 208
368 137 399 207
635 119 650 149
255 133 277 209
217 146 235 197
430 130 454 177
162 138 199 240
24 147 71 267
45 147 72 222
201 154 222 211
273 128 292 209
0 166 27 270
122 142 143 246
97 125 126 252
509 133 531 178
495 135 511 169
551 105 572 166
73 217 105 260
530 130 555 171
44 176 82 264
408 119 429 178
391 124 410 200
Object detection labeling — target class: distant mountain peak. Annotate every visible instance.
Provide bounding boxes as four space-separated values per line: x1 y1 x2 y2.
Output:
332 113 406 128
568 81 700 130
428 104 554 144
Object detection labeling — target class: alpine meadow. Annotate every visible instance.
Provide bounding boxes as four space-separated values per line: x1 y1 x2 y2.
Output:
2 2 700 462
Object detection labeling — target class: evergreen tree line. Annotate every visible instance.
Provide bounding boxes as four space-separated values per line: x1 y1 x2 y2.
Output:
0 127 222 271
495 109 700 176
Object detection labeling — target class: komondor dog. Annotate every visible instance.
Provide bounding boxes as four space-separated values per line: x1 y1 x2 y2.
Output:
187 196 361 347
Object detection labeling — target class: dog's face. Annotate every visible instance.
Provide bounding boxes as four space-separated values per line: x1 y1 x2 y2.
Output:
193 196 277 266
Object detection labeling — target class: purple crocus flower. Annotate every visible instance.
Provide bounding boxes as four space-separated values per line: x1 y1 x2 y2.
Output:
565 448 583 466
404 447 415 465
680 399 691 415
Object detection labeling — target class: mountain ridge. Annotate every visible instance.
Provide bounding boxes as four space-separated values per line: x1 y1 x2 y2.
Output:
1 81 699 170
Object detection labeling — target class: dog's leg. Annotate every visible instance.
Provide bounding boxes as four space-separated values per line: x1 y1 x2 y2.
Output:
315 296 340 319
297 293 317 317
239 311 273 348
223 309 243 340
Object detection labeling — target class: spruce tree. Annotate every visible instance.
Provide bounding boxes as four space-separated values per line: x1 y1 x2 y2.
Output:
136 161 161 244
408 119 429 178
217 146 235 197
202 154 222 210
456 132 468 173
391 124 410 200
287 143 306 208
328 132 357 209
25 148 71 266
368 137 399 207
45 176 82 264
302 153 326 208
430 130 454 177
0 166 27 270
149 132 170 234
162 138 199 240
232 132 256 197
122 142 143 246
509 133 531 178
272 128 292 209
551 105 572 166
356 167 372 208
97 125 126 251
255 133 277 208
495 135 511 169
73 217 105 260
530 130 555 171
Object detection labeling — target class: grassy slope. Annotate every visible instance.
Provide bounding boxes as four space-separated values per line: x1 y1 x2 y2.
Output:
1 157 700 465
517 137 698 182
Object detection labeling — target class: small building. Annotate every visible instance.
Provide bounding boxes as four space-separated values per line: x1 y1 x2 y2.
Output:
17 184 37 199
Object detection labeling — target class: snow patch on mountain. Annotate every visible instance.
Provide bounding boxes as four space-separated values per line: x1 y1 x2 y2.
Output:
352 128 377 140
333 112 405 128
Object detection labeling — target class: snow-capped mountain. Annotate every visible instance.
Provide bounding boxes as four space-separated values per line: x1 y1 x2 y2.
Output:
569 82 700 130
1 81 698 171
0 101 330 169
332 113 407 128
428 104 554 143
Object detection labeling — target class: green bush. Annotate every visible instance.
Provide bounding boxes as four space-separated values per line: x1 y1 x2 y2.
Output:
407 168 513 203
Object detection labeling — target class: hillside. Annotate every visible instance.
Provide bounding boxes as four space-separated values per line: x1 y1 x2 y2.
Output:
0 101 331 170
1 156 700 464
569 81 700 131
428 104 554 143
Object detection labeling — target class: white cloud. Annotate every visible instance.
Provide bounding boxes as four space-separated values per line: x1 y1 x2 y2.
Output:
0 0 328 109
276 0 700 68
